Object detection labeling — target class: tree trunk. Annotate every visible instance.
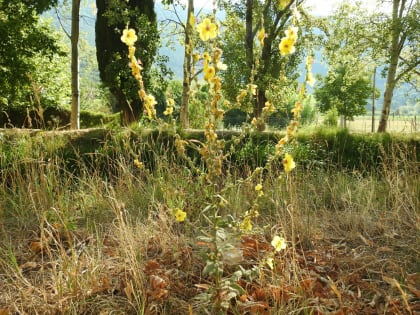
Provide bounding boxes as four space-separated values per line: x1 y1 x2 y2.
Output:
180 0 194 129
245 0 253 73
377 0 401 133
371 66 376 132
70 0 80 129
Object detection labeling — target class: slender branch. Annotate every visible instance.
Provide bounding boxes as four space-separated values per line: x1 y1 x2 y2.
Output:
55 7 71 39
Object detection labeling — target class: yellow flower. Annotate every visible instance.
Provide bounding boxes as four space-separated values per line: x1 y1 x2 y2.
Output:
279 37 296 56
258 28 266 46
193 52 201 62
240 216 252 231
174 208 187 222
285 26 299 41
279 0 290 9
248 84 257 95
202 52 212 61
291 101 303 117
121 28 138 46
262 101 276 115
271 235 287 252
167 98 175 106
204 64 215 82
133 159 144 170
266 257 274 270
255 183 263 191
163 107 173 116
282 153 296 173
144 94 157 119
197 18 218 41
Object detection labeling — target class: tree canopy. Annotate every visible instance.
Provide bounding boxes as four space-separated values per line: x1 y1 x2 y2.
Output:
95 0 158 125
314 64 373 126
0 0 64 110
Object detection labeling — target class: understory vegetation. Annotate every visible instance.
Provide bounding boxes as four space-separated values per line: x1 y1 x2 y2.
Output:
0 129 419 314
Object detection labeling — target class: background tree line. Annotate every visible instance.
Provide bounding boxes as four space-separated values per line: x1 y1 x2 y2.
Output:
0 0 418 131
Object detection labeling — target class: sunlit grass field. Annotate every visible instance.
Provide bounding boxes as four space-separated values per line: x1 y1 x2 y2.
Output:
348 115 419 133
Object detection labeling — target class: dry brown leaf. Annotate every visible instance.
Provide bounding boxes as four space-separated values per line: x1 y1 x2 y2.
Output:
408 273 420 287
406 284 420 298
150 275 168 290
240 302 269 315
0 308 10 315
147 288 169 301
19 261 38 270
29 241 43 253
144 259 161 274
241 235 270 259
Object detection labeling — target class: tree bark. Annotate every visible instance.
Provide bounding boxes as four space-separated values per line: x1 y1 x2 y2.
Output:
377 0 402 132
70 0 80 129
245 0 253 73
180 0 194 129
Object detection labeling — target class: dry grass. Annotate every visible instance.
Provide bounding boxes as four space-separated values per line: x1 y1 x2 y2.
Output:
348 116 419 133
0 137 419 314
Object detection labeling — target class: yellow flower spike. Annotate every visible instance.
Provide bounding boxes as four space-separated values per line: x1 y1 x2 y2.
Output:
258 28 266 46
121 28 138 46
282 153 296 173
144 94 157 119
174 208 187 222
240 216 252 231
196 18 218 41
306 72 316 87
271 235 287 252
279 37 296 56
188 12 195 28
128 46 136 58
262 101 276 115
306 55 314 69
291 101 303 118
213 47 223 61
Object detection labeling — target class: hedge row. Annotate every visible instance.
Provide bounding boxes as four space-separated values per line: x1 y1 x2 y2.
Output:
1 127 419 177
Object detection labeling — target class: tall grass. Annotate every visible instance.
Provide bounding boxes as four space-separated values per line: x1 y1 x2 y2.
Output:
0 132 418 313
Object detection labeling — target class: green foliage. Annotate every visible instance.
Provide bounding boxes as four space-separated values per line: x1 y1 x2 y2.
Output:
188 85 210 129
323 107 338 127
0 2 65 110
223 109 247 128
314 64 372 121
220 0 306 115
95 0 158 123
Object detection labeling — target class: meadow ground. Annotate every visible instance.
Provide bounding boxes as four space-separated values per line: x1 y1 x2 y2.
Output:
348 116 419 133
0 128 419 314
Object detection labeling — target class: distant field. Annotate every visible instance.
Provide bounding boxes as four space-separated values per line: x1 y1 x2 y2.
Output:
348 115 419 133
